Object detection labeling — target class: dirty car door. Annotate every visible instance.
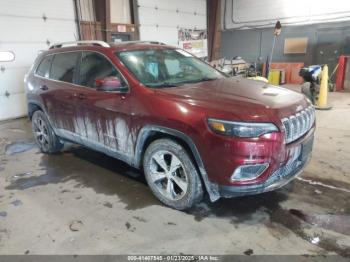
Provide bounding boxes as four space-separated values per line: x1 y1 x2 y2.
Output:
73 51 134 162
43 52 80 137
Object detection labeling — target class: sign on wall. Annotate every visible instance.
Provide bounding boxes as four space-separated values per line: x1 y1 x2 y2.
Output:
284 37 308 54
178 28 208 58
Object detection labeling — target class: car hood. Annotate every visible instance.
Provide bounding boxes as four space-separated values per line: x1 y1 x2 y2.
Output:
156 77 309 120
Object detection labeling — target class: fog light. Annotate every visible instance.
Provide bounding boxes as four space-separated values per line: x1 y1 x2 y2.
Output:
231 163 269 181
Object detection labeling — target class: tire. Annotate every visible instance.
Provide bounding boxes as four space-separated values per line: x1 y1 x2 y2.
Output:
143 138 203 210
31 110 63 154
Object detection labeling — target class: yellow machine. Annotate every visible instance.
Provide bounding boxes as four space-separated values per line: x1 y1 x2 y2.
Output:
268 70 280 85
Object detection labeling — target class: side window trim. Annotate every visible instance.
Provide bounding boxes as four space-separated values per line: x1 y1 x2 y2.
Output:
78 50 129 91
34 50 129 91
34 56 42 76
48 55 53 79
48 54 55 79
74 51 82 85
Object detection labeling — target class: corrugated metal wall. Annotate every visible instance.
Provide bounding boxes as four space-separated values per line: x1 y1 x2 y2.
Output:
0 0 78 121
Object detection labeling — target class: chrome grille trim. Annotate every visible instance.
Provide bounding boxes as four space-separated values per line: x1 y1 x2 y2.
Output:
282 106 315 144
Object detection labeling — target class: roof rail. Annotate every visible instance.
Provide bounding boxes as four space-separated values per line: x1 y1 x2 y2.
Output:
49 40 110 49
114 40 166 45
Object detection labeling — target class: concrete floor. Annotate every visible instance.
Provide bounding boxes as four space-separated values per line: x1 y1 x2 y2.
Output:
0 89 350 256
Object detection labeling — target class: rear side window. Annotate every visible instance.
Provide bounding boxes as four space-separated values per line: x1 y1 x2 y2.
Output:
79 51 126 88
36 55 53 78
50 52 79 83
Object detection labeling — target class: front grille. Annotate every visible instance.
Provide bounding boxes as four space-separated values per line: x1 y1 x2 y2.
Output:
282 106 315 144
265 157 302 186
265 152 311 187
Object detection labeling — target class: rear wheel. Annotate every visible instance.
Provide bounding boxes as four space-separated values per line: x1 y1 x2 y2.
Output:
32 110 63 154
143 139 203 210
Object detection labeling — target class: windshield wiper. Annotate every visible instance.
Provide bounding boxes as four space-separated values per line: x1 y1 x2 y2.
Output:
147 82 179 88
181 77 219 84
147 77 219 88
198 77 219 82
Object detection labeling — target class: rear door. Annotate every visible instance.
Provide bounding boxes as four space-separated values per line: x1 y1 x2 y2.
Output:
73 51 133 160
40 51 80 138
32 54 54 120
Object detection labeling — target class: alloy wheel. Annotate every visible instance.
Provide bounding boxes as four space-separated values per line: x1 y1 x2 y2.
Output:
33 115 50 151
149 150 189 201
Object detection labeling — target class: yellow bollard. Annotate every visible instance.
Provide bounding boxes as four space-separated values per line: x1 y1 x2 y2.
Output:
316 64 332 110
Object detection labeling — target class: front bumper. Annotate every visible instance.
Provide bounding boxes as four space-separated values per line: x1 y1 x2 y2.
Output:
218 135 314 198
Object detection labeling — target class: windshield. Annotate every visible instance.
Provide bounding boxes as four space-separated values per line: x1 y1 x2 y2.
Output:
116 49 225 88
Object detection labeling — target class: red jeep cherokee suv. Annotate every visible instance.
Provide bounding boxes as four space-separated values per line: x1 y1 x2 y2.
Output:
25 41 315 210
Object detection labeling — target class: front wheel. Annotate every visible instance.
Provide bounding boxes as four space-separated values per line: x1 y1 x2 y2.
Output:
143 139 203 210
32 110 63 154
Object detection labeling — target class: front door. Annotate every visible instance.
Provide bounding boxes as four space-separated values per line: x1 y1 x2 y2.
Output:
73 51 134 161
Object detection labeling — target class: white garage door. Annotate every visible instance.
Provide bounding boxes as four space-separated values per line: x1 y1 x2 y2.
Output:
0 0 78 121
137 0 206 46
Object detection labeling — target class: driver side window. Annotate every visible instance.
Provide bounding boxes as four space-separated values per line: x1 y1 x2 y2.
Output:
79 51 126 89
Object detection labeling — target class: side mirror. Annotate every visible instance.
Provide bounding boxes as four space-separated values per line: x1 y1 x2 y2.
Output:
0 51 15 62
95 76 127 92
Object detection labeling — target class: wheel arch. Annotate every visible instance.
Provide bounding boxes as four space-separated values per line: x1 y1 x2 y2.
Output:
27 101 44 119
133 125 220 202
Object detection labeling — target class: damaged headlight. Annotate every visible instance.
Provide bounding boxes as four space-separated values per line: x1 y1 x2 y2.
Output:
208 118 278 138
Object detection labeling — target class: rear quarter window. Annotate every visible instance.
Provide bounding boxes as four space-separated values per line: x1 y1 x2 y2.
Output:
36 55 53 78
50 52 79 83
